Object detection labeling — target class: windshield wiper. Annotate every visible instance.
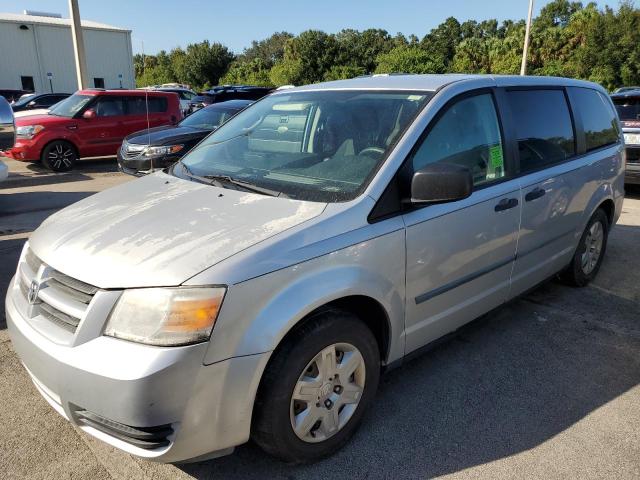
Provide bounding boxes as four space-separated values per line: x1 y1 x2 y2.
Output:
176 162 283 197
202 174 284 197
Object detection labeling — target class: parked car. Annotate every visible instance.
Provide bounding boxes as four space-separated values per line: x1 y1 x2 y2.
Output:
611 89 640 184
118 99 252 176
6 75 624 464
613 86 640 93
11 93 71 113
14 108 52 118
151 87 197 117
3 89 182 172
188 85 272 113
0 89 31 103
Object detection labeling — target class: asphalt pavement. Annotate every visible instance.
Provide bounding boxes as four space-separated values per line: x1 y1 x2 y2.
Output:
0 157 639 479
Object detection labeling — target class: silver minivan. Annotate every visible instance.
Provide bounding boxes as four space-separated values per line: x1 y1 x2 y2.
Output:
6 75 624 464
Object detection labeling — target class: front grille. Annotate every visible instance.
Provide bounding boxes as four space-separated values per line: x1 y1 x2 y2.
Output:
39 302 81 332
75 410 173 450
18 248 98 334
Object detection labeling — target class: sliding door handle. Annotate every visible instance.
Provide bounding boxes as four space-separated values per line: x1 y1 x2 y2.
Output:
494 198 519 212
525 187 546 202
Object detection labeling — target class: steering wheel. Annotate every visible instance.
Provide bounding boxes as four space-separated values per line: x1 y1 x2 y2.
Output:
358 146 385 159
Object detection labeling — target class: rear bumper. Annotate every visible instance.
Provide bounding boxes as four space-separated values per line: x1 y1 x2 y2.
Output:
625 163 640 185
624 146 640 184
6 275 270 462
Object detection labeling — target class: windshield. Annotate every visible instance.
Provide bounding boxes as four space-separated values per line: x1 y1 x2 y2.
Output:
613 97 640 121
49 94 93 117
12 95 37 107
175 90 431 202
179 106 239 130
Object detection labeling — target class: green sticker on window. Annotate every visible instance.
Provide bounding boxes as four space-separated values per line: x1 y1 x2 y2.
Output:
489 145 504 169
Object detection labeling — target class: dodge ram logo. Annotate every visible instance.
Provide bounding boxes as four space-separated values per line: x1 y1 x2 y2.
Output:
27 280 40 305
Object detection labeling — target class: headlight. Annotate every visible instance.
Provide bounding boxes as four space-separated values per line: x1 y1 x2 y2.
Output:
16 125 45 139
104 287 226 346
143 144 184 156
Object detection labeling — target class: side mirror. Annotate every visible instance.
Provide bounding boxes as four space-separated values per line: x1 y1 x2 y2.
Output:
82 108 96 119
28 100 37 107
0 96 15 150
410 163 473 204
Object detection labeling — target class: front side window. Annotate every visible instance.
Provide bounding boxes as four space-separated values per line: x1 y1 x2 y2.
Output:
48 93 94 117
410 93 506 186
507 89 575 174
570 88 619 151
176 91 431 202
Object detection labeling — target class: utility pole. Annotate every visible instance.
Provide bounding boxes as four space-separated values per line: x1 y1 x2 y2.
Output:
520 0 534 76
68 0 89 89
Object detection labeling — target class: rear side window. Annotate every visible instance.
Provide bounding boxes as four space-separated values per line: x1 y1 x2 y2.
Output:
569 87 619 151
507 89 575 174
411 93 506 186
148 97 168 113
95 96 125 117
125 96 168 114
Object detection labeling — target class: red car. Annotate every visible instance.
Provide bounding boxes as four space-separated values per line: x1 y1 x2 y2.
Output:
5 89 182 171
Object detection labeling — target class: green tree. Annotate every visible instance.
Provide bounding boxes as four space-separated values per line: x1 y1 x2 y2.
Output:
375 45 445 74
220 58 273 86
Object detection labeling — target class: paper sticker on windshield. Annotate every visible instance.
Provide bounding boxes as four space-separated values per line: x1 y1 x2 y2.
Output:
490 145 504 169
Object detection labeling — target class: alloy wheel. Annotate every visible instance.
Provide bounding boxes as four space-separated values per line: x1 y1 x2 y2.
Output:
48 143 75 170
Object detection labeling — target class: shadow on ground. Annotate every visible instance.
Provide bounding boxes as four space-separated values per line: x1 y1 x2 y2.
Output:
24 157 119 175
2 157 120 189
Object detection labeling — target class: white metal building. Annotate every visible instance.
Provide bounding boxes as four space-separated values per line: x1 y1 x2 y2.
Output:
0 12 134 93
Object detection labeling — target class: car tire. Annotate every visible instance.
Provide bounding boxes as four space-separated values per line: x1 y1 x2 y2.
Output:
252 309 380 464
41 140 77 172
560 208 609 287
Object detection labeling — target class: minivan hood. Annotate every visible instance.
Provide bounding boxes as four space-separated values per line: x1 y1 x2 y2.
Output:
29 173 326 288
125 125 208 146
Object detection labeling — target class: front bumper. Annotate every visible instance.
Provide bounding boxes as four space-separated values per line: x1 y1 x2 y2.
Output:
117 149 182 177
4 138 42 162
6 275 270 462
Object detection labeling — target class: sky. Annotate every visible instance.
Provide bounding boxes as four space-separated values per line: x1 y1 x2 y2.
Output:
0 0 618 55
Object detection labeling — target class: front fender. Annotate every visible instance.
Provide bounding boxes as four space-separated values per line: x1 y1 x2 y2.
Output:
203 229 407 366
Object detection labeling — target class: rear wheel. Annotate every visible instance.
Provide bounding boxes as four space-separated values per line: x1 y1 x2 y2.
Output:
42 140 77 172
252 309 380 464
560 208 609 287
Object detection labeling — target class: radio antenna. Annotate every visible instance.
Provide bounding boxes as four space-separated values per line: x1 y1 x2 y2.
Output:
145 86 151 171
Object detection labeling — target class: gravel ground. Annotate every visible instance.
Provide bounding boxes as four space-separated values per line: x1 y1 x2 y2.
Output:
1 157 639 479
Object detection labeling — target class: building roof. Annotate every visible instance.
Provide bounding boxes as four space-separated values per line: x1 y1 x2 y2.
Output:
280 73 603 94
0 12 130 33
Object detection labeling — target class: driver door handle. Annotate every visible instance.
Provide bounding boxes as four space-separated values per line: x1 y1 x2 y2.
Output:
525 187 546 202
494 197 519 212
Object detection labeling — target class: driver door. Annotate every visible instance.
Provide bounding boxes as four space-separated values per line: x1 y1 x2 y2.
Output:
403 90 521 354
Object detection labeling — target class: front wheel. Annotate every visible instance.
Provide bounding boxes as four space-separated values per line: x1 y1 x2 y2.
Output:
252 310 380 463
41 140 77 172
560 208 609 287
